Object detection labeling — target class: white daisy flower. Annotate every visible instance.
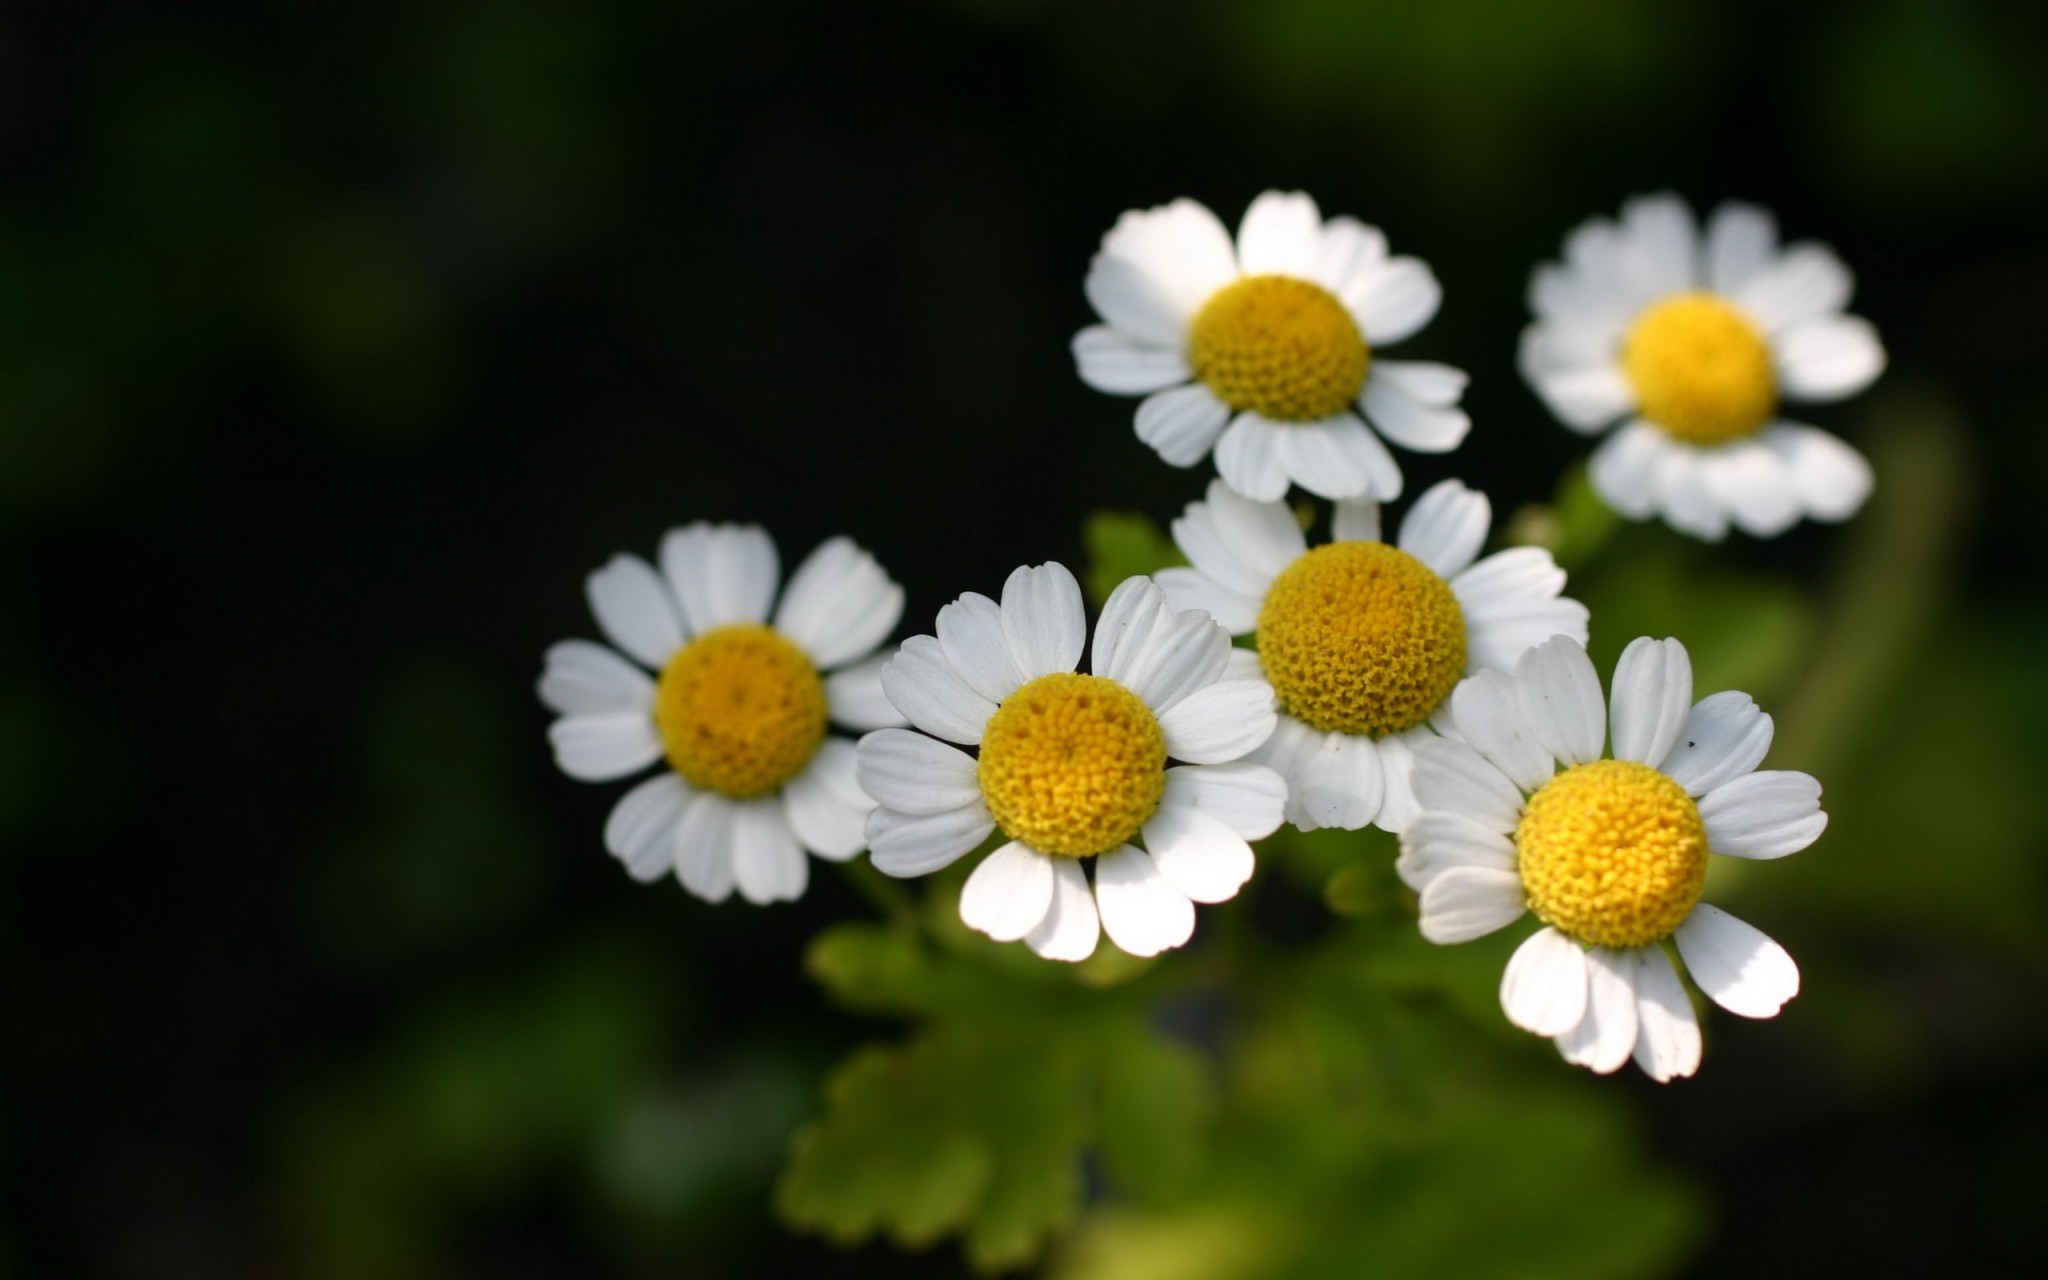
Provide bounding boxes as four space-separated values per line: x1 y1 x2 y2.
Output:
1156 477 1587 835
855 563 1286 962
538 523 908 905
1073 190 1470 503
1398 634 1821 1081
1521 193 1883 540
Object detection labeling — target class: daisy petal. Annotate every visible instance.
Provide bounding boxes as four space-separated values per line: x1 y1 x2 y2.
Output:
1198 478 1309 576
1313 215 1388 298
937 591 1026 703
826 655 909 731
1072 325 1190 395
539 640 654 715
1236 190 1323 277
674 792 737 903
1360 375 1470 456
782 738 870 860
1451 669 1554 791
1109 597 1231 716
959 841 1056 943
1761 423 1873 522
880 635 997 745
866 802 995 877
1372 359 1467 407
1736 242 1853 335
548 712 662 782
1512 634 1605 767
1502 927 1590 1037
1156 679 1278 764
1398 478 1490 579
1674 904 1800 1018
1411 738 1525 834
1085 253 1189 347
1698 440 1802 538
1094 846 1197 957
1026 858 1101 962
604 773 691 883
1348 256 1441 345
1629 946 1702 1082
1706 201 1778 295
1588 421 1673 520
1521 343 1634 433
1000 562 1087 681
1609 637 1693 768
1654 447 1731 542
1662 691 1773 797
1136 384 1233 467
1619 192 1697 298
1093 574 1168 683
586 554 684 668
854 727 980 815
1371 727 1428 833
773 537 904 670
1331 495 1380 544
1559 947 1640 1074
1160 761 1286 839
662 524 779 633
1776 314 1885 403
731 799 807 905
1395 810 1515 892
1098 198 1241 313
1463 597 1591 677
1699 770 1826 858
1142 802 1256 903
1278 416 1401 501
1288 729 1384 831
1154 567 1262 635
1418 865 1527 943
1213 414 1290 502
1170 489 1283 598
1452 545 1566 618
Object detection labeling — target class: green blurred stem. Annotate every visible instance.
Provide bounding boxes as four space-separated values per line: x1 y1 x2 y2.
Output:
838 858 919 928
1775 388 1969 779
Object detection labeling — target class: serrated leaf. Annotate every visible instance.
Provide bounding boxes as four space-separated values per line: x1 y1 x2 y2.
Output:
777 1027 1091 1272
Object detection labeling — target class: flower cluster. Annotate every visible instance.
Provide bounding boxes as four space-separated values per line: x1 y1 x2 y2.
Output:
539 190 1872 1081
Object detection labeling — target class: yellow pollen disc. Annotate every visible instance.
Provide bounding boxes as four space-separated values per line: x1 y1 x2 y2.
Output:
1189 274 1369 422
1623 292 1777 444
976 672 1166 858
653 624 827 798
1515 760 1708 949
1255 542 1465 737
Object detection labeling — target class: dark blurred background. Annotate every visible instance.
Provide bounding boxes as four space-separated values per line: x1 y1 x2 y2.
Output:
4 0 2046 1276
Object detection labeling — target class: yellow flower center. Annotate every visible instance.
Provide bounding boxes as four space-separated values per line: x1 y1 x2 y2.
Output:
1189 274 1369 422
976 672 1166 858
1623 292 1778 444
653 624 827 798
1255 542 1465 737
1516 760 1708 949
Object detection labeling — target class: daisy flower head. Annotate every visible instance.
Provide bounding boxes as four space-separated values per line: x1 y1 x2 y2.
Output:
1521 193 1883 540
1073 191 1470 504
855 563 1287 962
1156 477 1588 835
538 523 908 905
1398 634 1823 1081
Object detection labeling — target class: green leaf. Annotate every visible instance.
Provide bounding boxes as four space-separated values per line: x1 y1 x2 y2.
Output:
1082 510 1184 607
1096 1030 1216 1201
777 1026 1091 1272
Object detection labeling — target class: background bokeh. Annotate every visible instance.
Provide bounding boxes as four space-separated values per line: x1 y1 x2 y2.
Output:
5 0 2046 1275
